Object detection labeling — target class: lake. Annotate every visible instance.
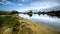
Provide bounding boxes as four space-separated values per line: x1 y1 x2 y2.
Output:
19 14 60 31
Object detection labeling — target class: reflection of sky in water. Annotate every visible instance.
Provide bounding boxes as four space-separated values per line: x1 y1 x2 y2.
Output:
19 14 60 31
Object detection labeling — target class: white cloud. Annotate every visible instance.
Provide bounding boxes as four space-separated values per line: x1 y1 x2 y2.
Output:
29 1 59 10
17 7 31 12
0 0 23 6
18 3 23 6
0 0 12 5
0 2 4 4
5 1 12 5
17 1 59 11
18 0 26 2
22 0 25 2
18 0 32 2
1 0 7 2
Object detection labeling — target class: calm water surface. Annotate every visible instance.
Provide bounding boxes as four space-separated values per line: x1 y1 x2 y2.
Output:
19 14 60 31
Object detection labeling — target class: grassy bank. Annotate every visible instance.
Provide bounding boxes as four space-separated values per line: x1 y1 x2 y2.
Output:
0 15 59 34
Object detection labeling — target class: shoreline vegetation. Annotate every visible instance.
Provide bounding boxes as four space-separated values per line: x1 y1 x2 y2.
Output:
0 9 60 17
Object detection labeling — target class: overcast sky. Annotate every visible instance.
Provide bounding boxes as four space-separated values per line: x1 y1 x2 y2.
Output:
0 0 60 11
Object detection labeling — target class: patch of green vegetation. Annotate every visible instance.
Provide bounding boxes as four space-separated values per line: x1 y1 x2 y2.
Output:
0 16 19 27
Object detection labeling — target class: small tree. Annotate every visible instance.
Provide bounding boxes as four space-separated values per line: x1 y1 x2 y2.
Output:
28 10 33 17
11 10 19 15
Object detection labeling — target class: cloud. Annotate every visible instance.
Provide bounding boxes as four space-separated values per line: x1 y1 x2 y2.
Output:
0 0 23 6
0 0 12 5
18 0 32 2
0 2 4 4
0 0 60 11
18 3 23 6
22 0 26 2
18 0 26 2
17 0 60 11
4 1 12 5
1 0 7 2
29 1 59 10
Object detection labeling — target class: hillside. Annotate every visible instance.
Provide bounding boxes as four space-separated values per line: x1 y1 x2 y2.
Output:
0 15 60 34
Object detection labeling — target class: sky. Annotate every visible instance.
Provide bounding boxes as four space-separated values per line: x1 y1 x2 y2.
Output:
0 0 60 11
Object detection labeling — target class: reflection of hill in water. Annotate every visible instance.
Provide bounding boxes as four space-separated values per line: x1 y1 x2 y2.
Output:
46 10 60 18
47 15 60 18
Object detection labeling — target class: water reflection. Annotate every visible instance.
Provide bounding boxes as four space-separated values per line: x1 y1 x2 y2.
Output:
47 14 60 18
19 14 60 31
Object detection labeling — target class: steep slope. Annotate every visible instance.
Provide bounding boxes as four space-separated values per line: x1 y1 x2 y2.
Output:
0 15 60 34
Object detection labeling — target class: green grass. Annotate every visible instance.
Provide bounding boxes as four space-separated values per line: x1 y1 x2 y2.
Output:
0 15 19 27
0 15 20 34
